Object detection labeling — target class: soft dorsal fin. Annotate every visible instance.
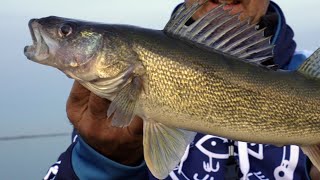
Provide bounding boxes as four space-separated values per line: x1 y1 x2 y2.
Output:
164 1 274 64
297 48 320 78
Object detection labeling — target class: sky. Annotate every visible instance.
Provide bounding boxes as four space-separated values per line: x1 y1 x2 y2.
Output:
0 0 182 179
0 0 319 179
0 0 181 137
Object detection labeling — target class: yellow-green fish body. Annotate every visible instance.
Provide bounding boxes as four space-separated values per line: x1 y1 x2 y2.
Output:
24 2 320 179
135 34 320 146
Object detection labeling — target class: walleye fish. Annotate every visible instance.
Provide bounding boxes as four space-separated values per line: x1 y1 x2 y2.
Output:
24 2 320 179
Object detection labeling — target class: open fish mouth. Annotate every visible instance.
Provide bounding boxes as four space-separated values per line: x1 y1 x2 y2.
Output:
24 19 50 61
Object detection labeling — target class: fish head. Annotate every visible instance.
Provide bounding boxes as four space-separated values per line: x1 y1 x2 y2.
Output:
24 16 104 77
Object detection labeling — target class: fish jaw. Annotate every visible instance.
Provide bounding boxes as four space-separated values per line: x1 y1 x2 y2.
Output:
24 19 59 64
24 19 49 62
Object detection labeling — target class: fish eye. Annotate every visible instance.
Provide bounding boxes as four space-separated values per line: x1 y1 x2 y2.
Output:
58 24 73 38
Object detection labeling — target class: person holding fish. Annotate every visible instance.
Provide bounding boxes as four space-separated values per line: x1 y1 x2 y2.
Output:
35 0 320 179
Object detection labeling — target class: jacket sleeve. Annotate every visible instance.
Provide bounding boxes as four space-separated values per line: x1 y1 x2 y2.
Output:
285 50 313 70
43 133 148 180
43 142 79 180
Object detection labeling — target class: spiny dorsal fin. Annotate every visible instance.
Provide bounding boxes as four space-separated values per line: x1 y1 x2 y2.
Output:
164 1 274 65
298 48 320 78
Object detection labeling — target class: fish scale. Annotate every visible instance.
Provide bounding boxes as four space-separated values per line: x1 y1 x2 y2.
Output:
131 37 320 142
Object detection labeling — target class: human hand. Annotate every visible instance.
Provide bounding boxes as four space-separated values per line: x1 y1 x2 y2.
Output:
310 164 320 180
67 81 144 166
185 0 269 24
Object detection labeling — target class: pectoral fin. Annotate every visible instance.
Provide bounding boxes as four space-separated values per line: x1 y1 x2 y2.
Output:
107 77 143 127
81 65 135 100
143 121 196 179
301 145 320 172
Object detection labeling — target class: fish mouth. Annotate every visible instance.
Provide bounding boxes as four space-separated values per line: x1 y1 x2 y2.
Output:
24 19 50 61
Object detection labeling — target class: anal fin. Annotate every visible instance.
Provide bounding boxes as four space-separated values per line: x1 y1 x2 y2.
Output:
301 145 320 173
143 121 196 179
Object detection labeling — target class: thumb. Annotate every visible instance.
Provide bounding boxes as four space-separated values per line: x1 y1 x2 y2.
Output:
67 81 90 122
127 116 143 136
67 81 91 107
88 93 111 118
